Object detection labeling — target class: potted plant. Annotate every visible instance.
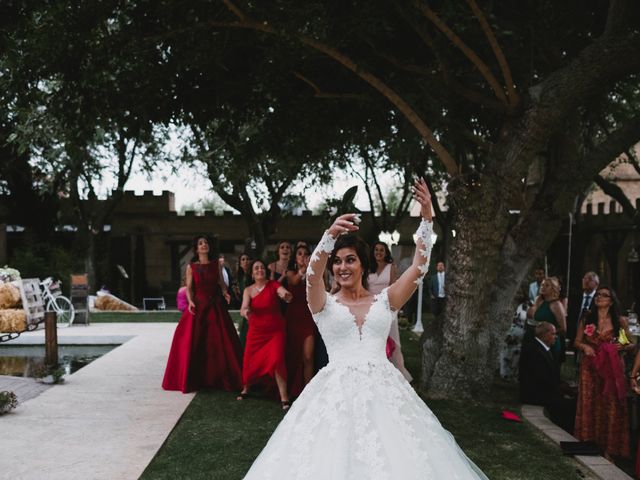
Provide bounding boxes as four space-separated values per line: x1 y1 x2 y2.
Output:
0 391 18 414
33 364 66 384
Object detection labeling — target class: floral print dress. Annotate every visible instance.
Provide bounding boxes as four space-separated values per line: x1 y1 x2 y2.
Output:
574 327 630 458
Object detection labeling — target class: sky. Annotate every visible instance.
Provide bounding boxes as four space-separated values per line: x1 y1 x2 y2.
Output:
125 160 404 214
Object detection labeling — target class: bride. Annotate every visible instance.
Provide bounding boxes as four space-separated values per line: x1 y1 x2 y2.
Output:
243 178 488 479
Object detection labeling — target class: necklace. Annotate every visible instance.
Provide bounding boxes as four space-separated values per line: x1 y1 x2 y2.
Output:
253 283 266 293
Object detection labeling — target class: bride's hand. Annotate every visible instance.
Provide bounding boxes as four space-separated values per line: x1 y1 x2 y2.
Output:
328 213 360 237
413 178 433 221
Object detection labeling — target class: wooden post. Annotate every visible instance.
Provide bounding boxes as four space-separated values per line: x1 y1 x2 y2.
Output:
44 311 58 366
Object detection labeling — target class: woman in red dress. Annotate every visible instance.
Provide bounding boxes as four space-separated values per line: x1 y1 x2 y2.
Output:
238 259 293 409
285 244 316 398
162 235 242 393
573 286 632 460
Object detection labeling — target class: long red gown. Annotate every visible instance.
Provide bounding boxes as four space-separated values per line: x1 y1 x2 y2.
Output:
285 279 316 398
242 280 287 388
162 262 242 393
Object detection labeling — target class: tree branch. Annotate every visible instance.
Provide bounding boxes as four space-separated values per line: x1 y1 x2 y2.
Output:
501 32 640 176
628 146 640 176
293 72 364 100
353 160 381 232
604 0 633 36
222 0 246 21
413 0 508 106
374 47 505 111
213 1 458 175
465 0 518 107
362 149 388 220
393 165 414 220
593 174 639 223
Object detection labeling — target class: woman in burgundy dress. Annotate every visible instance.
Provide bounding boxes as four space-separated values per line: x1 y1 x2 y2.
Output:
268 241 292 282
285 244 317 398
573 286 632 460
162 235 242 393
238 259 293 409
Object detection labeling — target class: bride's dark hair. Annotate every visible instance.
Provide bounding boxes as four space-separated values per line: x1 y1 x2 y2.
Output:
328 234 370 290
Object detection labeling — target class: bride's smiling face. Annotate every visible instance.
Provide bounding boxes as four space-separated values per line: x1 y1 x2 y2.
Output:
332 247 363 289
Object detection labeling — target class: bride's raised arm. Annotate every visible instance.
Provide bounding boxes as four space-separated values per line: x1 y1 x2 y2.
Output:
306 213 360 314
387 178 434 310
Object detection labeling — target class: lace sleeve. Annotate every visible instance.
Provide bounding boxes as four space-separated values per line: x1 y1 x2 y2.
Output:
412 219 434 285
387 219 434 310
306 230 336 314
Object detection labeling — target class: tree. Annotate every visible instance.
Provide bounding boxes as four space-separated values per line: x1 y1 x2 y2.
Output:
0 1 66 240
204 0 640 397
6 0 640 398
185 116 328 255
4 1 166 288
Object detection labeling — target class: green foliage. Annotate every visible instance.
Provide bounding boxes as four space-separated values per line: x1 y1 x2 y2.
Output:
10 243 84 291
178 194 229 215
0 391 18 414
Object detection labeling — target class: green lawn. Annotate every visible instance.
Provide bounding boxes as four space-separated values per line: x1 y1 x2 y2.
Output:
141 319 592 480
89 310 181 322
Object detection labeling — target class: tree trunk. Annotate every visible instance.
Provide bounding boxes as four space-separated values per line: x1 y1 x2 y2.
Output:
420 175 512 398
84 232 97 292
250 218 267 258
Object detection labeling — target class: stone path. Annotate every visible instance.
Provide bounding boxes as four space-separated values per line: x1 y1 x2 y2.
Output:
0 323 193 480
0 375 51 403
522 404 633 480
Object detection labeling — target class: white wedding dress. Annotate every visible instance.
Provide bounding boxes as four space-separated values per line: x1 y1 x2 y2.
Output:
243 287 489 479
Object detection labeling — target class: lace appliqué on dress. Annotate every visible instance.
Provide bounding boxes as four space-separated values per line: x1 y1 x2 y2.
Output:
243 283 488 480
307 230 336 278
414 219 434 285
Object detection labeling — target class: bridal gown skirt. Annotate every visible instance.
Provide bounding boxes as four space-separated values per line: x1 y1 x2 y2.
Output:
243 358 488 480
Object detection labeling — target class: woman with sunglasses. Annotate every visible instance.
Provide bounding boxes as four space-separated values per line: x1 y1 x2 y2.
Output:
574 286 632 460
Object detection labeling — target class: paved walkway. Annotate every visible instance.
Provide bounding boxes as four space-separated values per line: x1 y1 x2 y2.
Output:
0 323 193 480
0 375 51 403
522 404 633 480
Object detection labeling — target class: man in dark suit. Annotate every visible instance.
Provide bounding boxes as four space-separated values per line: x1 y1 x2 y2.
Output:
519 322 576 433
566 271 599 347
429 261 446 316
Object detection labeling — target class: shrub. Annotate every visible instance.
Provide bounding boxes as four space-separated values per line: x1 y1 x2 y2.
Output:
0 391 18 414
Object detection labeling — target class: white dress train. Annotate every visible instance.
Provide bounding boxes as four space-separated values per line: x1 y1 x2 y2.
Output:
243 289 488 480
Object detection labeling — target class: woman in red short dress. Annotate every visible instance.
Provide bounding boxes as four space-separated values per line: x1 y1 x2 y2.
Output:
285 244 317 398
162 235 242 393
238 259 292 409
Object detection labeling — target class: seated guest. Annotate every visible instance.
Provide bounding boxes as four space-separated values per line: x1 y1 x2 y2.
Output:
519 321 576 433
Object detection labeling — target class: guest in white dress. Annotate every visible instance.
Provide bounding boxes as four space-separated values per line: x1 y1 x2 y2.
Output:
499 289 529 381
368 241 412 382
242 179 488 480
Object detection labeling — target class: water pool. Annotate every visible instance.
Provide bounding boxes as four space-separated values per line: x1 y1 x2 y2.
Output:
0 345 117 377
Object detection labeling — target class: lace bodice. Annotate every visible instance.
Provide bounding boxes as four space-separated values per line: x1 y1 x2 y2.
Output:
312 289 393 365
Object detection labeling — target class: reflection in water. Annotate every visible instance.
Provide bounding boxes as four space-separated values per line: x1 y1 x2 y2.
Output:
0 345 117 377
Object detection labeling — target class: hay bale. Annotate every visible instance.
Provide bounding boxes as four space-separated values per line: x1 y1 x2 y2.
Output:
0 283 21 309
0 309 27 333
94 294 138 311
0 357 27 376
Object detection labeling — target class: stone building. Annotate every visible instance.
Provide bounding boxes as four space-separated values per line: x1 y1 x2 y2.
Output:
1 161 639 310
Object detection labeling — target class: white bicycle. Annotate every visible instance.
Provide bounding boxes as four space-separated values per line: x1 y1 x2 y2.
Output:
40 277 75 327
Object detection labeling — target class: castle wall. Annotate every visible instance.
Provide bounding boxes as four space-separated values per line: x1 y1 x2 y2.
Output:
1 187 639 310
